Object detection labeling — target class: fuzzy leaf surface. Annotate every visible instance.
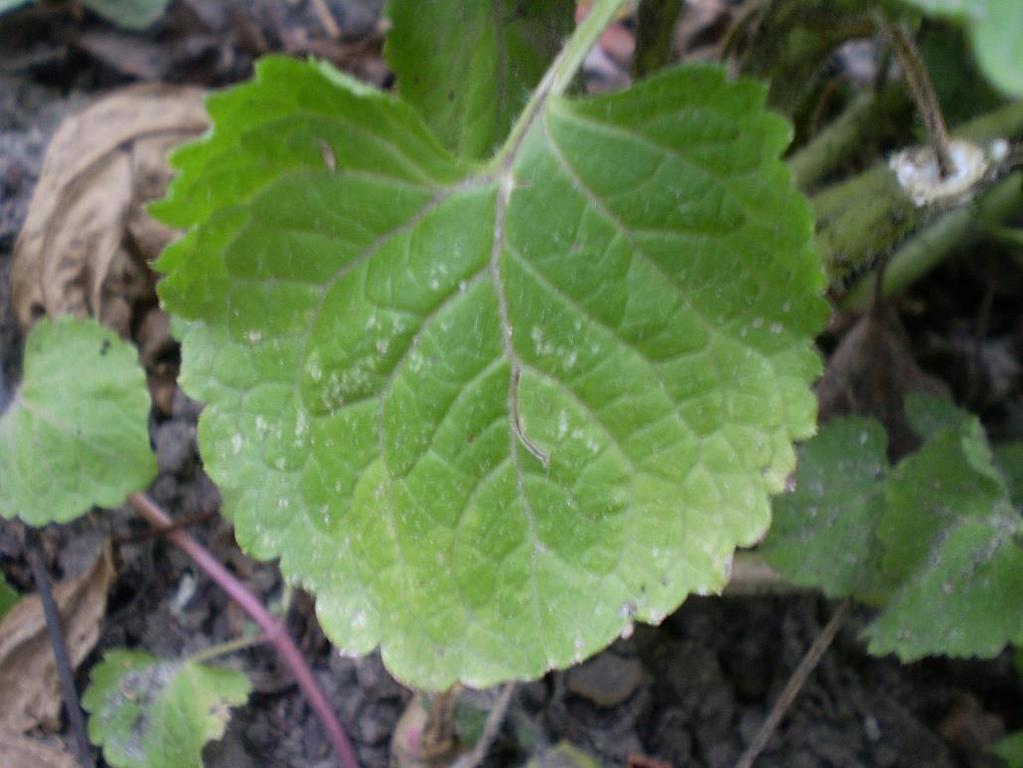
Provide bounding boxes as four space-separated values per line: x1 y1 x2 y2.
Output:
155 55 825 688
0 316 155 525
83 650 250 768
385 0 574 159
868 398 1023 659
903 0 1023 96
762 416 888 599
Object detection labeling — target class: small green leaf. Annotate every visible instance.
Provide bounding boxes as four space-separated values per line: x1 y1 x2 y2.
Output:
902 0 1023 96
82 0 168 29
83 650 251 768
762 416 889 600
0 576 19 619
0 316 156 525
868 404 1023 659
994 731 1023 768
385 0 574 159
155 52 825 688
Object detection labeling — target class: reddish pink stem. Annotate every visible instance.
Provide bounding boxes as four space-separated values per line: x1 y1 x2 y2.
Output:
127 493 361 768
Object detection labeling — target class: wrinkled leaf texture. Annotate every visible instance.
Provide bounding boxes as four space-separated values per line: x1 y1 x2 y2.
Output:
154 55 826 688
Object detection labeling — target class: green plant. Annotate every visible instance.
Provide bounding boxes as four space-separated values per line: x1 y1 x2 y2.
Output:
763 394 1023 658
0 317 359 768
5 0 1023 764
83 650 251 768
151 0 826 689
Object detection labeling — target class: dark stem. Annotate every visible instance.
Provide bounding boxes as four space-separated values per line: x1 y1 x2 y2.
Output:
733 599 850 768
24 529 95 768
632 0 682 78
878 16 954 178
127 493 361 768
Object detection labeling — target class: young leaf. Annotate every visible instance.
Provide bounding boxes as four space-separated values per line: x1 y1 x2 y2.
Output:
385 0 574 159
761 416 889 600
0 576 18 619
868 399 1023 659
83 650 251 768
902 0 1023 96
154 51 826 688
0 316 156 525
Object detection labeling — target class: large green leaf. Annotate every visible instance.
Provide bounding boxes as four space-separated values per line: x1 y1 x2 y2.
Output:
903 0 1023 96
0 316 156 525
762 416 889 600
83 650 250 768
385 0 574 160
154 45 825 687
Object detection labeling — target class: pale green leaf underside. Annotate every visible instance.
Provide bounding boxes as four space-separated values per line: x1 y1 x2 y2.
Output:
385 0 574 159
0 317 156 525
83 650 251 768
869 407 1023 658
903 0 1023 96
766 396 1023 661
155 56 825 688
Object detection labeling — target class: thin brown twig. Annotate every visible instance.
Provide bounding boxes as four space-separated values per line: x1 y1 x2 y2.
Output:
734 599 851 768
877 15 954 178
310 0 342 39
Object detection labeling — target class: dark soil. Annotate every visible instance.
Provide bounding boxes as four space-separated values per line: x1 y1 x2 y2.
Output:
1 2 1022 767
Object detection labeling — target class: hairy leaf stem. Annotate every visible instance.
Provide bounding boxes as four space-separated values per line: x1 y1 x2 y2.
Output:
876 14 954 178
127 493 361 768
492 0 628 171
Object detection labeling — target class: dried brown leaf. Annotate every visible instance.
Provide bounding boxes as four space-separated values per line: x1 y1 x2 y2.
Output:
9 84 208 387
0 543 115 733
818 307 949 458
0 728 77 768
